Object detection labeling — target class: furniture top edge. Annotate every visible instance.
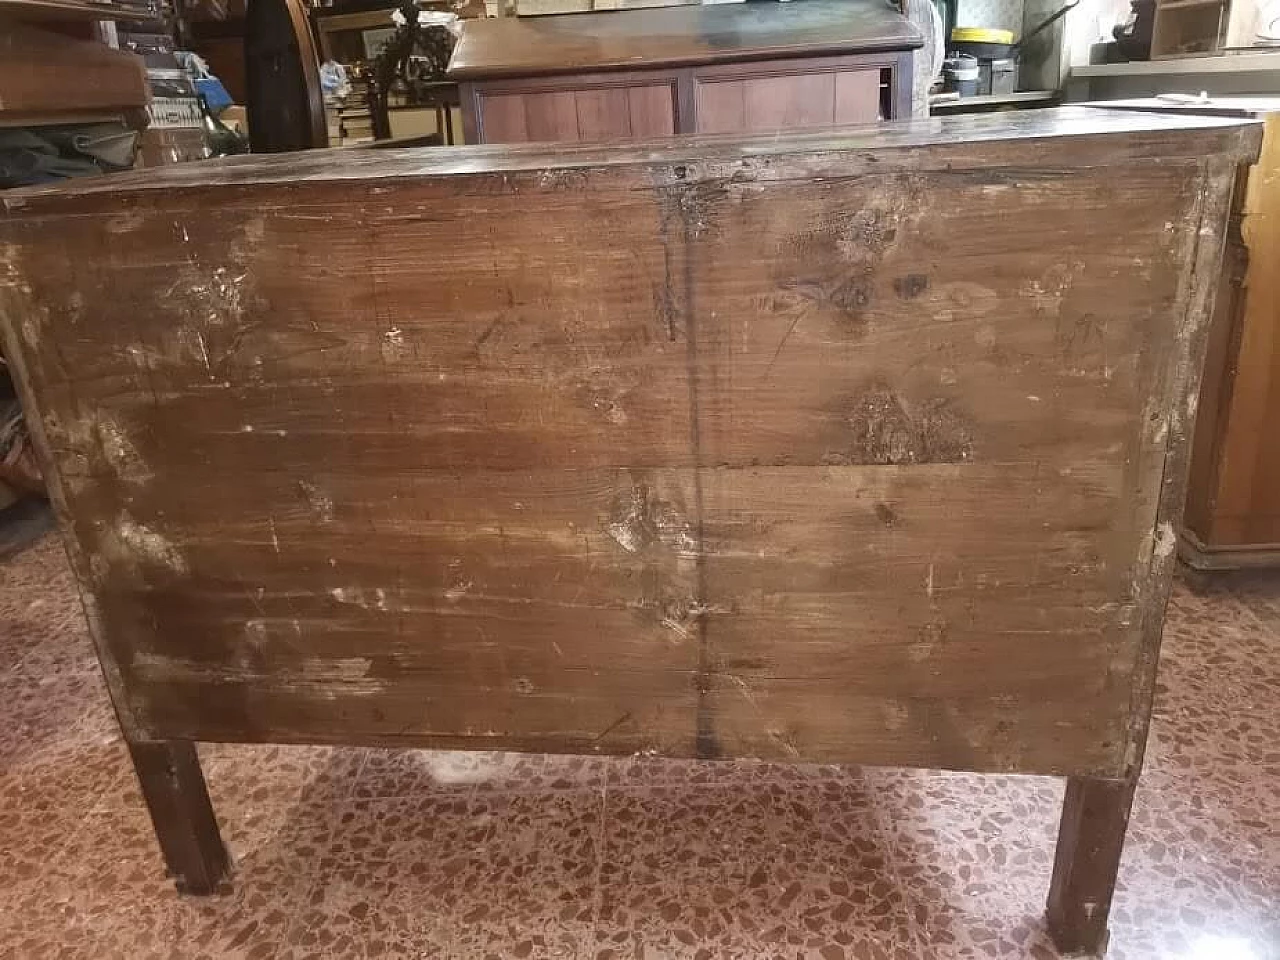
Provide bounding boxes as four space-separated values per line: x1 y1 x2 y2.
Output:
0 108 1263 215
446 0 924 79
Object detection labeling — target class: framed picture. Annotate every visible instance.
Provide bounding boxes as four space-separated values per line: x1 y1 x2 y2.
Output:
362 26 397 59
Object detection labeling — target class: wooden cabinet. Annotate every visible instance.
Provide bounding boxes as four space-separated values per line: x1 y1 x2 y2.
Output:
472 74 679 142
0 14 148 127
0 109 1259 956
691 57 885 133
449 0 919 144
1183 110 1280 570
1097 100 1280 570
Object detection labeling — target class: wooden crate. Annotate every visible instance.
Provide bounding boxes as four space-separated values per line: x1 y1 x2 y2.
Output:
1150 0 1262 57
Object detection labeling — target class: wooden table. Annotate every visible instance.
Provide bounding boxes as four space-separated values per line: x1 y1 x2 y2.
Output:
447 0 922 143
0 107 1258 957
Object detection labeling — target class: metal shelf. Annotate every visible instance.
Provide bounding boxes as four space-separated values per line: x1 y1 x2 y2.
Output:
930 89 1059 113
1072 50 1280 77
0 0 154 21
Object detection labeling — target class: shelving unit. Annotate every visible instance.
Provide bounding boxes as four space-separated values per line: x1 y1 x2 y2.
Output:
1152 0 1231 56
0 0 153 21
932 0 1076 114
931 88 1059 111
0 7 148 128
1145 0 1266 57
0 0 152 555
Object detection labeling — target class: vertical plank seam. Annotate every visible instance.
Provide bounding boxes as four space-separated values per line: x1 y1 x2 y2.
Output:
682 193 717 760
659 171 719 759
572 90 586 143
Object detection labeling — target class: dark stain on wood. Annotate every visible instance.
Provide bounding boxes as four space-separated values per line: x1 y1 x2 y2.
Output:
893 273 929 299
873 502 899 527
824 383 974 466
829 275 875 323
681 176 719 761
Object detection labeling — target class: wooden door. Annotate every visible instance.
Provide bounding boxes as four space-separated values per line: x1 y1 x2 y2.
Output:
694 67 882 133
471 79 678 143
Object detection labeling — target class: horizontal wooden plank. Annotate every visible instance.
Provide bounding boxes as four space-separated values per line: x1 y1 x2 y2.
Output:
135 675 1123 775
137 675 703 760
87 461 1140 773
21 164 1189 485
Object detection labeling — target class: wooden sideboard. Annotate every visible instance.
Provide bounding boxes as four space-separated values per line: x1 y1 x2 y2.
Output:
1096 99 1280 571
1184 108 1280 570
447 0 922 144
0 4 148 129
0 108 1259 956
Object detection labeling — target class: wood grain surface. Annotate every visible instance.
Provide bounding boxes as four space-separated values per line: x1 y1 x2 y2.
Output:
693 68 881 134
477 81 678 143
459 52 907 147
0 20 149 121
446 0 922 81
0 108 1255 202
0 109 1258 776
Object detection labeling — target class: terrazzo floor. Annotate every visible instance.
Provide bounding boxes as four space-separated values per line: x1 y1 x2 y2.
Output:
0 534 1276 959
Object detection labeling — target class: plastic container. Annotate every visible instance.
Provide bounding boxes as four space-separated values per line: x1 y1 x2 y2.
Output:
950 26 1015 59
979 57 1018 96
942 54 980 97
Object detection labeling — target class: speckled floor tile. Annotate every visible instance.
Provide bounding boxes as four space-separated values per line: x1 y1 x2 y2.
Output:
594 780 919 959
0 542 117 770
0 789 318 960
281 865 456 959
1 534 1278 959
201 743 369 811
0 736 131 885
1109 758 1280 960
1159 587 1279 715
0 537 79 666
284 788 604 959
866 768 1066 959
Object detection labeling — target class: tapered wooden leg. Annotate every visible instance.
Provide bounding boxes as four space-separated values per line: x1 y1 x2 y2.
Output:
127 740 232 895
1046 776 1137 957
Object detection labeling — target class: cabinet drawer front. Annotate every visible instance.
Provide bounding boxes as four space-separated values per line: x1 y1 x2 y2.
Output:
694 67 881 134
477 82 677 143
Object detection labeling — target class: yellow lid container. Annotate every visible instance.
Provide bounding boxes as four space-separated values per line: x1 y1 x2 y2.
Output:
950 27 1016 44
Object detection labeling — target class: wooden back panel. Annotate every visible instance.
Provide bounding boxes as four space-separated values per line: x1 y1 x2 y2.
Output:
0 109 1256 776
